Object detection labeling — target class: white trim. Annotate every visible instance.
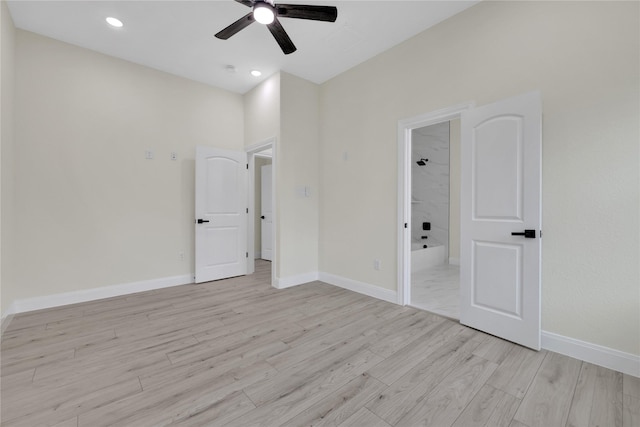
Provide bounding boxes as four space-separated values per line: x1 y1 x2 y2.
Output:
449 257 460 266
397 102 475 306
245 139 275 154
246 137 277 288
1 304 17 334
274 272 319 289
319 272 398 304
5 274 193 316
542 331 640 378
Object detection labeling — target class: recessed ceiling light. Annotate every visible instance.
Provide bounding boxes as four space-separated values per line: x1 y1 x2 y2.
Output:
251 70 262 77
106 17 123 28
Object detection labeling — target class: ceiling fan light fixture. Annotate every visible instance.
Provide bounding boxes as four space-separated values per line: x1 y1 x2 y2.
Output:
253 3 275 25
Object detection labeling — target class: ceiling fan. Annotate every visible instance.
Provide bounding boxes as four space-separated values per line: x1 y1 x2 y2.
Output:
215 0 338 55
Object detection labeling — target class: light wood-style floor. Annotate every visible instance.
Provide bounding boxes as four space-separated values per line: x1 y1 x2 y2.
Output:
1 260 639 427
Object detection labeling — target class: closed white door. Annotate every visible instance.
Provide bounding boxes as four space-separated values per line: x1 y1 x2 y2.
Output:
195 146 247 283
261 164 273 261
460 91 542 350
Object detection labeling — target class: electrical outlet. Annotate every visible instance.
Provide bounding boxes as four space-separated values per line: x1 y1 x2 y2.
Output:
374 259 381 271
145 150 154 160
179 251 184 261
170 152 178 161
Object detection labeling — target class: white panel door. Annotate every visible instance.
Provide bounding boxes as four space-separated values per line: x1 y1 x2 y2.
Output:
460 91 542 350
195 146 247 283
261 164 273 261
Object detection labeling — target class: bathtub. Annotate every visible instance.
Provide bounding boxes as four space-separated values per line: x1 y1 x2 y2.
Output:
411 240 446 272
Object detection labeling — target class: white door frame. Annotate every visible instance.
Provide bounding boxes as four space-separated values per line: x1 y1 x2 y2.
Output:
397 102 475 306
246 137 277 287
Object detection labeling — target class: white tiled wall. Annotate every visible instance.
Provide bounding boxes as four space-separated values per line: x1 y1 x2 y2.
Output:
411 122 450 255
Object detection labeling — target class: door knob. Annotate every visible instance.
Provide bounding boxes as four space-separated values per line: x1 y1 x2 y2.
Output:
197 219 210 224
261 216 265 219
511 229 536 238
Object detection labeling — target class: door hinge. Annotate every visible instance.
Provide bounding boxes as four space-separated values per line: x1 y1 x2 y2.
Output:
404 223 408 229
246 252 248 258
246 164 249 170
246 208 249 214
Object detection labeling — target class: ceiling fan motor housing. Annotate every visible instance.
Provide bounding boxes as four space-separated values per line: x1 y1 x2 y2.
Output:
253 1 276 24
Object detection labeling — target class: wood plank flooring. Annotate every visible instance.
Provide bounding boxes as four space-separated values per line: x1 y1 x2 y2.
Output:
1 260 636 426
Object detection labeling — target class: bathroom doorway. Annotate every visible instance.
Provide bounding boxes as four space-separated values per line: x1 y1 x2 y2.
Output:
396 102 473 319
409 120 460 319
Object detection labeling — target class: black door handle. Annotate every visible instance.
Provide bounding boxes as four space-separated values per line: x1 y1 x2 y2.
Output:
197 219 210 224
511 229 536 238
261 216 265 219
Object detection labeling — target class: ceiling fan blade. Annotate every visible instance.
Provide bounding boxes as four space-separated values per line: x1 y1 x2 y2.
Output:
276 4 338 22
234 0 254 7
267 18 297 54
215 12 255 39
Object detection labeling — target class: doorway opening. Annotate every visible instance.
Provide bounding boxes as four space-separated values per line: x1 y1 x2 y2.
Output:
246 137 277 287
254 152 272 262
410 120 460 319
397 103 474 317
399 93 542 349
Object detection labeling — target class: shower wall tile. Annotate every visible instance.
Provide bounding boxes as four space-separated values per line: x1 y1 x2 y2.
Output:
412 122 450 256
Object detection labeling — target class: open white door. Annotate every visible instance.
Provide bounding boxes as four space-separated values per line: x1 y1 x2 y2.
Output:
195 146 247 283
261 164 273 261
460 91 542 350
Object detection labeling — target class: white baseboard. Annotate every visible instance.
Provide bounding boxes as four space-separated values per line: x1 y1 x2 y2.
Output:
318 272 398 304
1 304 17 334
274 272 319 289
542 331 640 378
4 274 194 320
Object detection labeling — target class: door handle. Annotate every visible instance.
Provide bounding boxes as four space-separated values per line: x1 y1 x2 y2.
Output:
511 229 536 238
197 219 210 224
261 216 265 219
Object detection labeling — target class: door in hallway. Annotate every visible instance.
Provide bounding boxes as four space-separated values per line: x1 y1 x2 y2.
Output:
261 164 273 261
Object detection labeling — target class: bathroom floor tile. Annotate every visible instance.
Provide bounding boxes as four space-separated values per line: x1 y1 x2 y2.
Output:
410 264 460 320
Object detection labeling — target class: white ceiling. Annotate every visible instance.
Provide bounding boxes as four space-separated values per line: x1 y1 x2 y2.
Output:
7 0 479 94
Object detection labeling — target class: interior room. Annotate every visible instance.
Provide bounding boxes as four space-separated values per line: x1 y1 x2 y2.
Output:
1 1 638 426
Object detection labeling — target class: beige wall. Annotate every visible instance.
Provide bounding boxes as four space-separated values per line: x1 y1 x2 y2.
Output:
6 30 243 308
0 0 14 317
279 72 320 278
320 1 639 355
244 72 320 280
243 73 280 148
